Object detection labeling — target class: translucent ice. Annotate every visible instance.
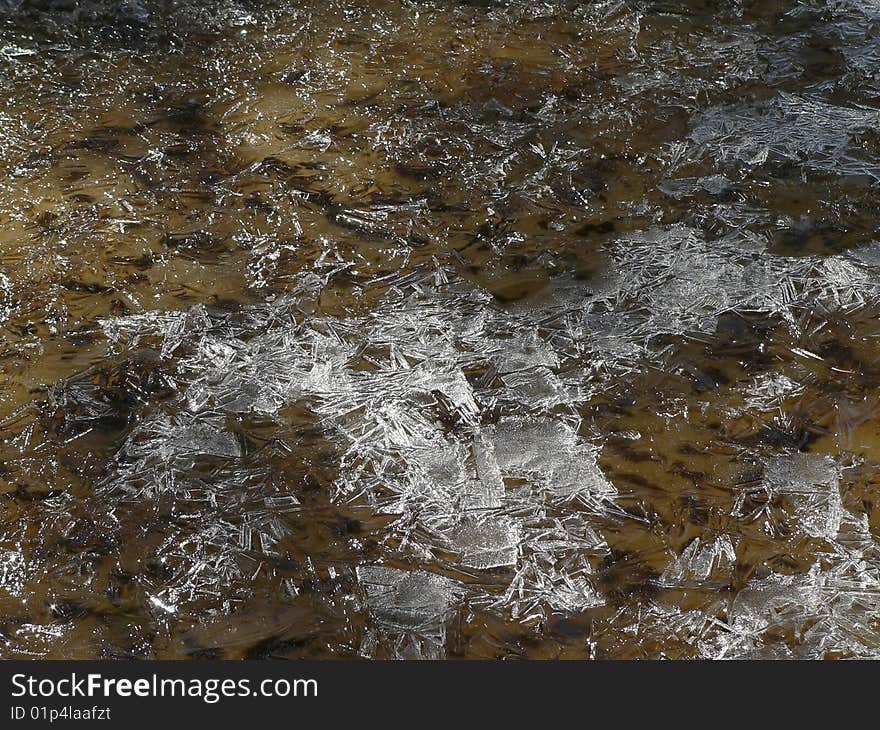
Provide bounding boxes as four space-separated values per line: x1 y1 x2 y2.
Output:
761 453 843 541
357 566 462 632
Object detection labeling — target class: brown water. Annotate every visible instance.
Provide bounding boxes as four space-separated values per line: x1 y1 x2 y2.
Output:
2 0 880 659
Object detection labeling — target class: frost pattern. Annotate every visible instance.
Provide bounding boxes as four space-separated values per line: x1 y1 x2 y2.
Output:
2 0 880 660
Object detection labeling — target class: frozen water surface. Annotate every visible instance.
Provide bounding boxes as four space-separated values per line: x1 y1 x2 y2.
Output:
2 0 880 658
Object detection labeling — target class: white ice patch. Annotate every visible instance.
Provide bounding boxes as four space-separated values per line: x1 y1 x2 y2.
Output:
444 515 521 569
688 93 880 179
761 453 843 541
660 536 737 586
357 566 462 631
486 417 616 500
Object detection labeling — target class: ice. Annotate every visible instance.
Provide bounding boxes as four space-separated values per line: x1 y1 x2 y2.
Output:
849 241 880 268
659 175 734 200
486 417 615 501
549 445 616 501
660 536 737 587
0 547 25 597
5 0 880 660
357 566 461 632
687 94 880 180
125 414 241 462
32 215 880 655
500 556 603 620
444 515 520 570
0 622 70 659
90 271 630 636
725 567 843 658
792 1 880 81
496 516 608 620
742 373 803 414
490 331 560 374
489 417 578 473
577 224 880 353
469 433 505 511
759 453 843 541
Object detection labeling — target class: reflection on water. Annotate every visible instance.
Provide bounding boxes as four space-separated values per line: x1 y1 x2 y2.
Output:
2 0 880 658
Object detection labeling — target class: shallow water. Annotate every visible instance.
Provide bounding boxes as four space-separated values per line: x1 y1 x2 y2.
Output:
2 0 880 658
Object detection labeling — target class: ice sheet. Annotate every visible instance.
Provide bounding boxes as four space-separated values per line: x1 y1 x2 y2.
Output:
2 0 880 659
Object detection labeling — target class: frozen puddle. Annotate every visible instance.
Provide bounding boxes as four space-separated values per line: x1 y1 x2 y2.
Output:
4 0 880 659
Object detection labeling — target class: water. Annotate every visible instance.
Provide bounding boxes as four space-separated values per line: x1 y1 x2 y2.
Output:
1 0 880 658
